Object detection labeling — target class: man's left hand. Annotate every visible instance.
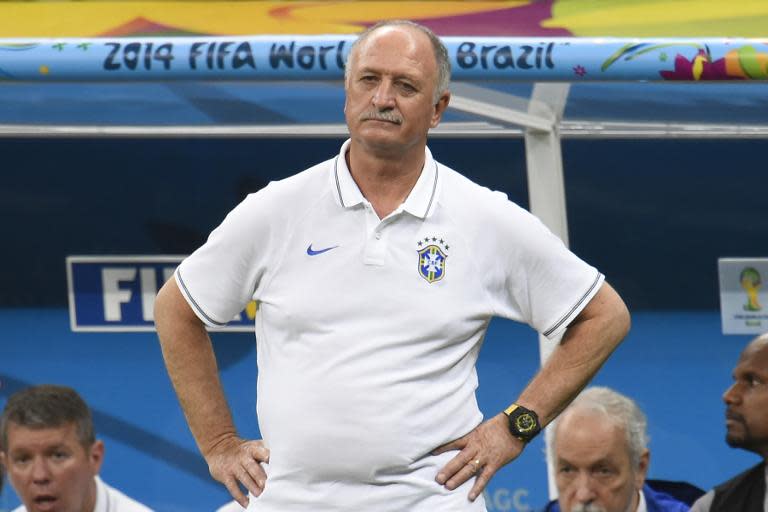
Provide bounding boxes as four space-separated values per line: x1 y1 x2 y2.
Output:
432 413 524 501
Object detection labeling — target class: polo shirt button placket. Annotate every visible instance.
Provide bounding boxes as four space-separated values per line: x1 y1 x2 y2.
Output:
363 222 387 266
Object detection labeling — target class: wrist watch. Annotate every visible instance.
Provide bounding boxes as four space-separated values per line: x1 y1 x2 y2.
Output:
504 404 541 443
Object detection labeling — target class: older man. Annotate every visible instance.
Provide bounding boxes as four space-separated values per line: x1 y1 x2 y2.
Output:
154 20 630 511
0 385 152 512
691 333 768 512
545 387 692 512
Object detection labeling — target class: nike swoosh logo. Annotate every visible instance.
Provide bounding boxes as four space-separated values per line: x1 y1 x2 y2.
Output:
306 244 339 256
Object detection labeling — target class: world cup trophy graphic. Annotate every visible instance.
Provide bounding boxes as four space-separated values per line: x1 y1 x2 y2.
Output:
740 267 762 311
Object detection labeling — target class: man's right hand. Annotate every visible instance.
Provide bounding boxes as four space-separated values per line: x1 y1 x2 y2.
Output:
206 435 270 508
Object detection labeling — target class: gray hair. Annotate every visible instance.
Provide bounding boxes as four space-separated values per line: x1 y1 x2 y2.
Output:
552 387 649 467
344 20 451 103
1 384 96 450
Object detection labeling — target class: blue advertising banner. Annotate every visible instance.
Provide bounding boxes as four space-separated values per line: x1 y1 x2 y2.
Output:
66 255 255 332
2 36 768 82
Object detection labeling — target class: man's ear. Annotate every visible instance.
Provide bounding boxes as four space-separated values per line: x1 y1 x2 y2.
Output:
430 91 451 128
635 449 650 490
88 440 105 474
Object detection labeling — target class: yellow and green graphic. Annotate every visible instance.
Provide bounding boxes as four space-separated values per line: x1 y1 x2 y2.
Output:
740 267 762 311
602 43 768 80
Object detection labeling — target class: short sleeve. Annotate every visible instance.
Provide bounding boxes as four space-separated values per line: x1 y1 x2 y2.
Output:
176 189 274 327
486 194 604 339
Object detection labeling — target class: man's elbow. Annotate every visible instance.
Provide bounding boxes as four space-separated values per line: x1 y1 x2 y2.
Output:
613 297 631 342
604 285 631 345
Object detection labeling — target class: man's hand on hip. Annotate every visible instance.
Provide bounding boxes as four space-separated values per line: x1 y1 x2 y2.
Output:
206 435 270 508
432 413 523 502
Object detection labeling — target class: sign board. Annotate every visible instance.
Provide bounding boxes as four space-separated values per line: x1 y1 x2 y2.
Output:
718 258 768 334
66 255 255 332
2 36 768 82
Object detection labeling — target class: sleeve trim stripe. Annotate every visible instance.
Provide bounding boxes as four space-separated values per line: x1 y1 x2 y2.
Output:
175 269 227 327
542 271 603 337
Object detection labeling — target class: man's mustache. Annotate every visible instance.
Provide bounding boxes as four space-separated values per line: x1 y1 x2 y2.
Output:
360 110 403 124
726 409 745 423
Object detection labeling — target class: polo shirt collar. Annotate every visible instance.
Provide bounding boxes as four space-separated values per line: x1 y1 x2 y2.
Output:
332 139 440 219
636 488 647 512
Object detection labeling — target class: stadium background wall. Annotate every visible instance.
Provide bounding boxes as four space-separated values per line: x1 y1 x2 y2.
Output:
0 136 764 511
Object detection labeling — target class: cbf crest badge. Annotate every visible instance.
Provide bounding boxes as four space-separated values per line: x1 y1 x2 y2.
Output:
417 236 449 284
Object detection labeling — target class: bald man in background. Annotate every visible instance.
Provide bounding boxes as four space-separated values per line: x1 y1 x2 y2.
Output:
692 334 768 512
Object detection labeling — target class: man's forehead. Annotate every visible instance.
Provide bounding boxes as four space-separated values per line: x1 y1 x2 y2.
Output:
556 421 627 467
6 421 79 446
355 26 433 62
361 25 427 47
557 412 629 452
739 338 768 367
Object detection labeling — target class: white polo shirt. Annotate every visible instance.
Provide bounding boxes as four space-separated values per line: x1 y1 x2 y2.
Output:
177 140 603 511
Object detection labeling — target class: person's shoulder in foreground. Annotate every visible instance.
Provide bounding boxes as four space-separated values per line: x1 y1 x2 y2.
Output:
1 384 154 512
544 386 694 512
96 476 152 512
690 333 768 512
689 461 766 512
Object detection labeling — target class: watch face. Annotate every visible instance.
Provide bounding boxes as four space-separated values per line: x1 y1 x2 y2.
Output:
516 412 537 433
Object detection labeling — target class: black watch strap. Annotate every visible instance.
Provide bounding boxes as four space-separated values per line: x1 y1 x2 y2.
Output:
504 403 541 443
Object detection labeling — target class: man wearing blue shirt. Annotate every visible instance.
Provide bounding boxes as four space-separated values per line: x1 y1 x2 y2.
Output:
545 387 691 512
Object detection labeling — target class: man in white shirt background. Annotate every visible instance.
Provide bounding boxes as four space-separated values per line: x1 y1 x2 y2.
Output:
0 385 152 512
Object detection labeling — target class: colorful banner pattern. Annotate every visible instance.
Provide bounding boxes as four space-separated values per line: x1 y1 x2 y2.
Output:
1 36 767 81
1 1 767 39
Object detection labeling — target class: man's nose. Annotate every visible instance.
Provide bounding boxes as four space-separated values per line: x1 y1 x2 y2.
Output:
372 80 396 109
723 382 740 404
30 458 52 484
573 473 597 503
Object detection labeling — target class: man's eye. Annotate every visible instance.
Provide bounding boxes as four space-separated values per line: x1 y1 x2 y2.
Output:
594 466 615 477
51 451 69 460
